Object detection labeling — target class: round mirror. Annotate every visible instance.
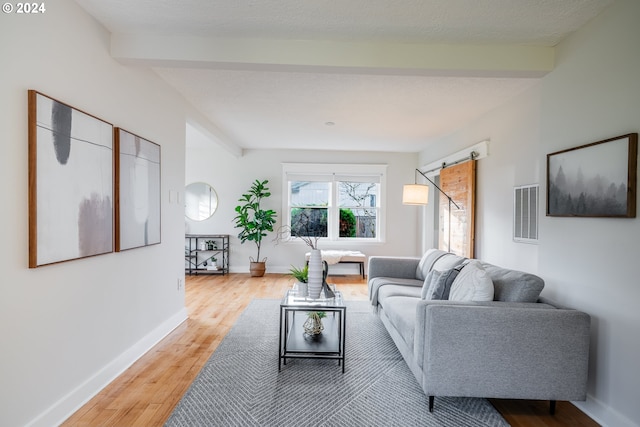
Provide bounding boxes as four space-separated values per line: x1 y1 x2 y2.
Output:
185 182 218 221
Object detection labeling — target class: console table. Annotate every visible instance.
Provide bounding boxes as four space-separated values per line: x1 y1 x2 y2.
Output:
185 234 229 275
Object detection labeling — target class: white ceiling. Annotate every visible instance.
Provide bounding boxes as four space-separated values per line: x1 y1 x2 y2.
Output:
75 0 613 153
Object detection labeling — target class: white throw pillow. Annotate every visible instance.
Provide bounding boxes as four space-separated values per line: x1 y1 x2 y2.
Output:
449 260 494 301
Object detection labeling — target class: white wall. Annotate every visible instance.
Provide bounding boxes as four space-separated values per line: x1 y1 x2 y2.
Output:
419 1 640 426
185 142 420 272
418 85 542 273
0 1 188 426
539 1 640 425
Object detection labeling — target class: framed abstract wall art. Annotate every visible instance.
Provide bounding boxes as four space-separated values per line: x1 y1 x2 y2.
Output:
115 128 161 251
28 90 114 267
547 133 637 218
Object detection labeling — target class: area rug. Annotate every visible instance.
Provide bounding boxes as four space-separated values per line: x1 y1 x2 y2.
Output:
165 299 509 427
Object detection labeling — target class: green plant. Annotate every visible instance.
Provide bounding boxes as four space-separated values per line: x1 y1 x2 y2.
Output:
233 179 278 263
205 240 217 250
339 208 357 237
307 311 326 318
289 264 308 283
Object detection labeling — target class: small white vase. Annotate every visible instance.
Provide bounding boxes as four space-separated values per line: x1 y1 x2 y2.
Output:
297 281 308 297
307 249 323 299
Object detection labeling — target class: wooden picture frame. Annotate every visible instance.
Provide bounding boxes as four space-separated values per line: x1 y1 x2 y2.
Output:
114 128 161 251
29 90 114 267
547 133 637 217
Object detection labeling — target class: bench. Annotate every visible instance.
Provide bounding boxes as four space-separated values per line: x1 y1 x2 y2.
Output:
305 250 366 279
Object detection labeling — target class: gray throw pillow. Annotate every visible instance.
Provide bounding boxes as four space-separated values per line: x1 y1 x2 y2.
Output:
480 262 545 302
421 269 442 299
423 264 466 300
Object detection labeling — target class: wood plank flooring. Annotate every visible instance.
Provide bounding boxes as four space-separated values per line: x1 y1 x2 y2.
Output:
62 273 599 426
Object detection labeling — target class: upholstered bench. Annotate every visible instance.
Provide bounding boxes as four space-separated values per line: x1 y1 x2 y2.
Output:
305 250 366 279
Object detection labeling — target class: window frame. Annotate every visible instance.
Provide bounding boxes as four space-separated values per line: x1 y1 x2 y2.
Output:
282 163 387 246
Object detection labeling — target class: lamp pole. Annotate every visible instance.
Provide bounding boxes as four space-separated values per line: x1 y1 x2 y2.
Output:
414 169 460 210
414 169 461 253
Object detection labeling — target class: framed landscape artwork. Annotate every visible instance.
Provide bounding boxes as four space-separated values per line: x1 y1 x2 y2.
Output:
28 90 114 267
547 133 637 218
115 128 161 251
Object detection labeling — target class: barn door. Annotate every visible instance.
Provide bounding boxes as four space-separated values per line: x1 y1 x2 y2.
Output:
438 160 476 258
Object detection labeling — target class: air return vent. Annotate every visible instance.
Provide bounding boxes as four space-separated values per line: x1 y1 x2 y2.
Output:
514 184 539 243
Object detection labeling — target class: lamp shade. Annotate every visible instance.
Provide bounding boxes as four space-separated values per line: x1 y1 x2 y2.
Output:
402 184 429 205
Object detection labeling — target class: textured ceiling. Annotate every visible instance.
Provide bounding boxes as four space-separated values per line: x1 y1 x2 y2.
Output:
157 68 538 152
75 0 613 153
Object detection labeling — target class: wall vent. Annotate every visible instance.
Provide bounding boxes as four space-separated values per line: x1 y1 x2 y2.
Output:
514 184 539 243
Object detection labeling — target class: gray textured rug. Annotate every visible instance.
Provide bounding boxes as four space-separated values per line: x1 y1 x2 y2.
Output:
166 299 509 427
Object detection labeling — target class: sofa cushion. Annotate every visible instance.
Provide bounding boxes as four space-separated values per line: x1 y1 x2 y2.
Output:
423 264 465 300
449 260 494 301
431 252 467 272
415 249 449 280
378 283 423 307
379 296 419 351
480 262 544 302
370 276 423 307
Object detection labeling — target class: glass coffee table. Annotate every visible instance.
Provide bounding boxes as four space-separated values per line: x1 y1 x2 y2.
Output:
278 288 346 373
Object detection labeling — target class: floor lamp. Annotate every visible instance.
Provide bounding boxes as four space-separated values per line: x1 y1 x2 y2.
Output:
402 169 461 252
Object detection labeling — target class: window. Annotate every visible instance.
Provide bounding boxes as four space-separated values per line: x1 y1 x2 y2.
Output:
514 184 539 243
283 163 386 244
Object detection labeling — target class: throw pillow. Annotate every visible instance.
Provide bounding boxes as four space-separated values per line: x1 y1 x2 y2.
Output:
415 249 448 281
449 260 494 302
423 264 465 300
431 253 467 272
480 262 544 302
421 269 442 299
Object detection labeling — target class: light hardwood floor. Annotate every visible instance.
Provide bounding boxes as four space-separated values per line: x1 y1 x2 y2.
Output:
62 274 599 426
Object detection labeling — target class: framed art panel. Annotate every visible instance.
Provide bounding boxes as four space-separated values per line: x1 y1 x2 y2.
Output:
547 133 637 217
115 128 161 251
28 90 114 267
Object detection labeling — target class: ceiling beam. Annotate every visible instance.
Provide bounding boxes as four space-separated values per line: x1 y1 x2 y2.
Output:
111 34 554 78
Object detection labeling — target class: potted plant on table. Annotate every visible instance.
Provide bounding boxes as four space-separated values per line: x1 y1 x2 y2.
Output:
303 311 326 337
207 256 218 270
289 264 308 282
233 179 277 277
274 210 332 298
289 264 308 296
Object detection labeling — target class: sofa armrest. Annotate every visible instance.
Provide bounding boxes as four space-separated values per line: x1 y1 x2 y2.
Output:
368 256 420 281
415 302 590 401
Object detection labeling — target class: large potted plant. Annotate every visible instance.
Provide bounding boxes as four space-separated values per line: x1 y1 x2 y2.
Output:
233 179 277 277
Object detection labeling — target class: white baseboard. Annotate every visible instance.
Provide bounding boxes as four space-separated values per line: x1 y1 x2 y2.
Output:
574 394 637 427
26 308 188 427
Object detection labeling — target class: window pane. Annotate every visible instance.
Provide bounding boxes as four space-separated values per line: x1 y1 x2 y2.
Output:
291 181 329 207
338 182 378 238
338 182 377 207
341 208 376 238
291 208 328 238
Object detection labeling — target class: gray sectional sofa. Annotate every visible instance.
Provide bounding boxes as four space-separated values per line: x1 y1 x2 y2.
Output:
368 249 591 413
